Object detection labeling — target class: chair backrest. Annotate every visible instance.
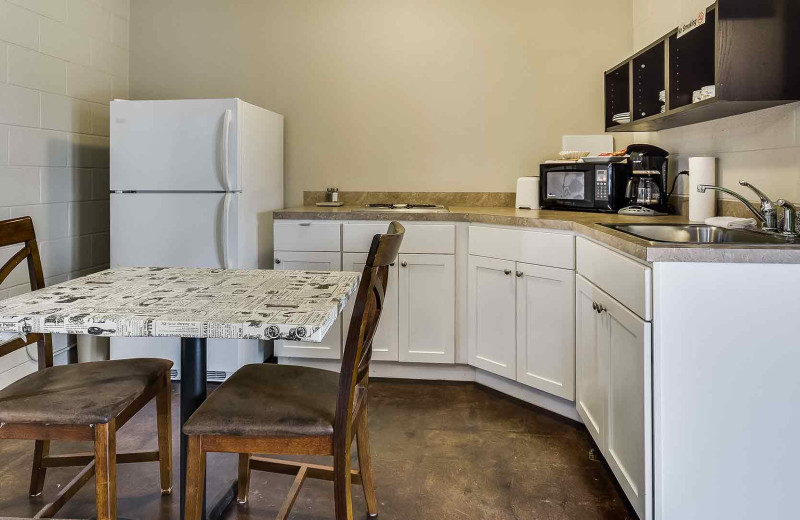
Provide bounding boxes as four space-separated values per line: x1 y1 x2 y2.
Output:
0 217 53 368
334 221 404 444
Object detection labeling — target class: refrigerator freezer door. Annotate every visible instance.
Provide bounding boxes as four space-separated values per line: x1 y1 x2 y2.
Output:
110 192 239 269
110 99 239 192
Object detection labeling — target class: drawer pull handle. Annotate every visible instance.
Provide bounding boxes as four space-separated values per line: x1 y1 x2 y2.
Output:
298 222 311 227
401 261 408 267
504 269 512 275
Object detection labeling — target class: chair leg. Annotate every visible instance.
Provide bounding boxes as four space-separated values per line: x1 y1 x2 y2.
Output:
94 420 117 520
184 436 206 520
237 453 251 504
333 445 354 520
29 439 50 496
156 374 173 495
357 407 378 518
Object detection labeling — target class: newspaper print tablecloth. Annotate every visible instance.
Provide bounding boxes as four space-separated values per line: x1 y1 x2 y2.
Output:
0 267 361 343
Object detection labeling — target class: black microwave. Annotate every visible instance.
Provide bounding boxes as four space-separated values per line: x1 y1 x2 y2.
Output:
539 162 629 213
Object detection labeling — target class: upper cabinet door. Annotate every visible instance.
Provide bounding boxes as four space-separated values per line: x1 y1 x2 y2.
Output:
515 262 575 400
342 253 399 362
273 251 342 360
110 99 239 192
398 254 455 364
601 287 652 520
575 275 607 449
467 255 517 379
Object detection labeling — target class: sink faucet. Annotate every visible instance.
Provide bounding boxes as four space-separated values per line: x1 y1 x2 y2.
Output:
697 180 778 231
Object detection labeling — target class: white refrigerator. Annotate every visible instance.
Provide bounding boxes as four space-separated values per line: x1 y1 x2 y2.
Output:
109 98 284 381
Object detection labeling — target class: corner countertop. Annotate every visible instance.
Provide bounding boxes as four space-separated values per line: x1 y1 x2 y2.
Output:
274 206 800 264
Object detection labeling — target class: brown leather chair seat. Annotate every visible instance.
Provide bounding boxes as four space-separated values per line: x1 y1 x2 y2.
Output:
0 358 172 425
183 363 339 438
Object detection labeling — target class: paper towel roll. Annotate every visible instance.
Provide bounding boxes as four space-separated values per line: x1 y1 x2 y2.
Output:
689 157 717 222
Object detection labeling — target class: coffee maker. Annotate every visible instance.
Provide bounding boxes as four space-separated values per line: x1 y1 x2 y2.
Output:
619 144 670 216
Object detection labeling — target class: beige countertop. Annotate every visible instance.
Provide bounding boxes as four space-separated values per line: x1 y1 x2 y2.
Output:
274 206 800 264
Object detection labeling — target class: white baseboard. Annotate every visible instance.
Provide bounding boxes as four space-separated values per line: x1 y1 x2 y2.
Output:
277 357 582 424
474 369 581 422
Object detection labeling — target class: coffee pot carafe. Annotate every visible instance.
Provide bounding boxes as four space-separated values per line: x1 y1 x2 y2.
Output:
619 144 670 216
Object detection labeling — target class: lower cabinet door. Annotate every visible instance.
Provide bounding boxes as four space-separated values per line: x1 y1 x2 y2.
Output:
602 287 652 520
342 253 399 361
575 275 607 448
398 253 455 363
515 262 575 399
467 255 517 379
274 251 343 359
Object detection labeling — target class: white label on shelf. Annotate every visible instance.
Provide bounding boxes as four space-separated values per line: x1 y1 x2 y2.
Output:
677 9 708 38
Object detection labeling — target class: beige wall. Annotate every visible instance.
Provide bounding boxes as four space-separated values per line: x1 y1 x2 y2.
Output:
130 0 632 206
633 0 800 204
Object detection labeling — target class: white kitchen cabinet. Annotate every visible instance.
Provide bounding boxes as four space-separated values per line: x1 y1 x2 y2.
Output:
467 256 517 379
341 253 399 361
398 253 455 364
515 262 575 400
576 274 651 520
576 275 605 445
467 252 575 398
605 289 651 520
274 251 343 359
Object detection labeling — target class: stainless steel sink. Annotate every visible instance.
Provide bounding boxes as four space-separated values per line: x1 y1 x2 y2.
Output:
602 224 796 245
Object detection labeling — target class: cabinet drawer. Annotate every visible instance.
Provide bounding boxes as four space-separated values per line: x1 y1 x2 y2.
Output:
343 223 455 254
576 237 652 321
468 225 574 269
274 221 341 252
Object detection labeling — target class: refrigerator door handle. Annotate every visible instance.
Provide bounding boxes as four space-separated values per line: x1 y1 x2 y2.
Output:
220 109 233 191
222 192 232 269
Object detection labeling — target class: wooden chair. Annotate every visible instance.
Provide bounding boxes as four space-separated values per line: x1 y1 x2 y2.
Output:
183 221 405 520
0 216 174 520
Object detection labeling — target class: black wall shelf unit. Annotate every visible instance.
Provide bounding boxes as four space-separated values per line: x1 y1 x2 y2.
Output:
605 0 800 132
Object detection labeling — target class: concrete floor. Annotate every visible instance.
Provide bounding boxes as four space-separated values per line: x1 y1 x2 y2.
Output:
0 380 634 519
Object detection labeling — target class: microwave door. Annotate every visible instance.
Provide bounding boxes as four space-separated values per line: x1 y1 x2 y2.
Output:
544 170 593 208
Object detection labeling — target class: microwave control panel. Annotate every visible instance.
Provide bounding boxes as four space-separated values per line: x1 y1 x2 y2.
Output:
595 167 609 201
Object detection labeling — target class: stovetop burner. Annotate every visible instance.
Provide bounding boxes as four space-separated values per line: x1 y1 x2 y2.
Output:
363 203 449 213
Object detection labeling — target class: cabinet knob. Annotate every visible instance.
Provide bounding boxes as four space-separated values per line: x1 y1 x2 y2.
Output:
596 304 606 314
592 302 598 311
401 261 408 267
516 271 523 277
274 258 281 264
504 269 512 275
390 262 395 267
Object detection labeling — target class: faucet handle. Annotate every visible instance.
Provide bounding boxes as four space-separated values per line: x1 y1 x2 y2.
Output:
777 199 799 237
739 181 775 207
740 181 778 230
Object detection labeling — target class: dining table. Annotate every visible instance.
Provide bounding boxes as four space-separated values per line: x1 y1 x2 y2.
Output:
0 266 360 520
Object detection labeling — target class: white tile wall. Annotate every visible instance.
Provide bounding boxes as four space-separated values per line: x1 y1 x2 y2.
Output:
0 0 128 378
8 44 67 94
40 16 91 66
0 82 40 127
8 0 67 21
0 0 40 50
633 0 800 206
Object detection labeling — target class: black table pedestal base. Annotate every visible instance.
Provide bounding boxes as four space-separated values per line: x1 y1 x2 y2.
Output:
179 338 239 520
